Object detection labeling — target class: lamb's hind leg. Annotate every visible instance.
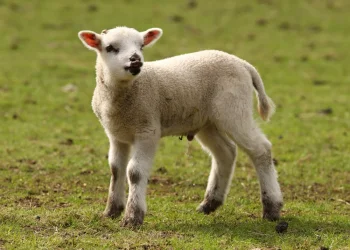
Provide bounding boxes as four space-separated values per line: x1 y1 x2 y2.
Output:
222 119 283 220
103 140 130 218
196 124 237 214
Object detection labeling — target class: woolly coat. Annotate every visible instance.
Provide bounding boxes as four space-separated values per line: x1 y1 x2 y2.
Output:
92 50 271 144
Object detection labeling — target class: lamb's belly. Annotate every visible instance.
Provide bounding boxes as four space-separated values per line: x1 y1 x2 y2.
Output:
160 113 208 137
161 126 200 138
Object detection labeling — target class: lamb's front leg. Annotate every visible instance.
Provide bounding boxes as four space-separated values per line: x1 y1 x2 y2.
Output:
121 137 158 227
103 140 130 218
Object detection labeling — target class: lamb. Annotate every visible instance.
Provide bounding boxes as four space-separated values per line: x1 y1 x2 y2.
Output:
77 26 283 227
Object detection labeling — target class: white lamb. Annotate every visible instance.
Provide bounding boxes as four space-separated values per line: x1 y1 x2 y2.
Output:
77 26 283 227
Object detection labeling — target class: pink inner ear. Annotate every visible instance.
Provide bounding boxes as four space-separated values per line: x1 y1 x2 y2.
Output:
144 30 160 45
81 32 100 48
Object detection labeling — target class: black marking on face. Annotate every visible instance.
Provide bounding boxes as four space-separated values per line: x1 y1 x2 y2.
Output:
125 58 143 75
129 53 141 62
106 45 119 53
129 67 141 75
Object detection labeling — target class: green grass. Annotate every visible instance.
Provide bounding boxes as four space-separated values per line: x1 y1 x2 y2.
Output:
1 0 349 249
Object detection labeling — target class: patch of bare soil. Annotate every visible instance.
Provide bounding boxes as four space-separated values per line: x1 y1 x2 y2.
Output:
149 176 174 186
16 196 42 208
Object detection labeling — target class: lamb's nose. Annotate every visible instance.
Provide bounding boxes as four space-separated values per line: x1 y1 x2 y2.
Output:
130 53 141 62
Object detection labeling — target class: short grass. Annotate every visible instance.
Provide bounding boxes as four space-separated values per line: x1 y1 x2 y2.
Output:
0 0 349 249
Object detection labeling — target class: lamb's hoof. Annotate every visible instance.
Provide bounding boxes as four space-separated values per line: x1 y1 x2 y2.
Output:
120 208 144 228
120 216 143 228
102 205 124 219
262 200 283 221
263 212 280 221
197 199 222 215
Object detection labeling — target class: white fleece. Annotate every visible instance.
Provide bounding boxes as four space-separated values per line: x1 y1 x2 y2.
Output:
78 26 283 227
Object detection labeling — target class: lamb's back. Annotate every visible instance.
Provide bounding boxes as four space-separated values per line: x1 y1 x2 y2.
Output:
136 50 244 136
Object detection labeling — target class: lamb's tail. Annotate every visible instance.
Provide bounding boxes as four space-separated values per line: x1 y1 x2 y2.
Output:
244 62 276 121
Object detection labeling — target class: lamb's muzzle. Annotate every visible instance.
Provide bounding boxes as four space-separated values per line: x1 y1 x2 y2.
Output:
124 62 143 75
125 53 143 75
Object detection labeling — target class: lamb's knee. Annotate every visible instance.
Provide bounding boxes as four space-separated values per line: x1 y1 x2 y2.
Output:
250 138 272 163
128 168 141 185
259 138 272 154
109 163 119 179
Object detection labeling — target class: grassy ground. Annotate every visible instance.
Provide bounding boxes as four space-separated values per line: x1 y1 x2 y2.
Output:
0 0 349 249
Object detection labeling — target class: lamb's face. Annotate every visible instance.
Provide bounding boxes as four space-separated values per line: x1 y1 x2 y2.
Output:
78 27 162 81
100 28 145 79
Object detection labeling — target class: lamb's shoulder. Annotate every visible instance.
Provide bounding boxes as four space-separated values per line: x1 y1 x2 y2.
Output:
92 78 160 143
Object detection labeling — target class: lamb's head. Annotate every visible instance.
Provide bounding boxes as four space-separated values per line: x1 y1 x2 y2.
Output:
78 26 162 80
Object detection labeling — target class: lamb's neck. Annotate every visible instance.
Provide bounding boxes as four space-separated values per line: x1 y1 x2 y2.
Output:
95 61 133 97
98 72 131 91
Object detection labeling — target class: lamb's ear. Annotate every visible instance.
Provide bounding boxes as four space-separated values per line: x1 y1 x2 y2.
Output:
141 28 163 48
78 30 102 51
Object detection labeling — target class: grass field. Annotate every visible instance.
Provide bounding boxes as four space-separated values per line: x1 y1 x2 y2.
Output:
0 0 349 249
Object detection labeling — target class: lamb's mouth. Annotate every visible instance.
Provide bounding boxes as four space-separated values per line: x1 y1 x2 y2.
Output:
124 61 143 76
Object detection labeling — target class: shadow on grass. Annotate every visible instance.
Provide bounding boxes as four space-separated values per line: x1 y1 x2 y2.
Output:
151 215 350 246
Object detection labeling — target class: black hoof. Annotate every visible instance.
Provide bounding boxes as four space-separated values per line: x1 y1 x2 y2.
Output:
197 199 223 214
120 207 145 228
102 204 124 219
262 199 283 221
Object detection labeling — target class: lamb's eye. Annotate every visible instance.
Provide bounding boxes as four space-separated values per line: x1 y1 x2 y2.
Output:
106 45 119 53
140 44 144 51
